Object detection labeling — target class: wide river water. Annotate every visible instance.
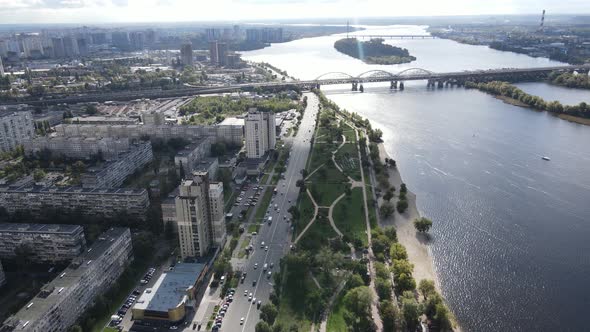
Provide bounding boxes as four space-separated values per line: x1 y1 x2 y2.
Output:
242 26 590 331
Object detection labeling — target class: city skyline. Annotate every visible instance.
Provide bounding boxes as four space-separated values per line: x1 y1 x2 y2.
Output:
0 0 589 24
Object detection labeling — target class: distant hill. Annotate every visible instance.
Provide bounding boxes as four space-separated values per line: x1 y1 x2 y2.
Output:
334 38 416 65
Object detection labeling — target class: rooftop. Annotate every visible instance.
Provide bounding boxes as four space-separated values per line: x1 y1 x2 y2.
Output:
132 262 206 313
3 228 130 331
218 117 244 126
0 223 83 235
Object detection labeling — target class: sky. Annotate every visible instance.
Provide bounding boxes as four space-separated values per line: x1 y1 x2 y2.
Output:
0 0 589 24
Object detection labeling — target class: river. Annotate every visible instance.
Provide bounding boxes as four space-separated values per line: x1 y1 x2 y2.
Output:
241 26 590 331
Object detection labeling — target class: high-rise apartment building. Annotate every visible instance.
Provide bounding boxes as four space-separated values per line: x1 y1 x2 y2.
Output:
175 172 225 259
245 108 276 159
0 111 35 153
0 223 86 264
0 56 4 76
0 260 6 287
180 43 193 67
217 42 228 66
208 41 219 65
1 228 133 332
51 37 65 58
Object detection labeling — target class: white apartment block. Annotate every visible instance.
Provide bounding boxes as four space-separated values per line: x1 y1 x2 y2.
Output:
81 141 153 188
53 123 244 146
208 182 226 247
0 111 35 153
0 186 149 220
23 136 132 161
1 227 133 332
175 171 225 259
245 108 276 159
0 223 86 264
0 56 4 76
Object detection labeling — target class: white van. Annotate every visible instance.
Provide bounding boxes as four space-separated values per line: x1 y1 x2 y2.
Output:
263 263 268 271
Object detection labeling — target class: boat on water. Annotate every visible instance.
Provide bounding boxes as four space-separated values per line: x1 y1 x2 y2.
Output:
542 156 551 161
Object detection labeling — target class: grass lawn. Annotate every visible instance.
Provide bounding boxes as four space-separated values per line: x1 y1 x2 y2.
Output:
341 123 357 143
237 235 251 258
298 209 338 250
275 297 312 332
253 187 274 222
103 328 119 332
326 293 348 332
334 143 361 181
332 188 368 246
366 184 378 229
293 191 315 239
308 142 338 171
247 224 260 233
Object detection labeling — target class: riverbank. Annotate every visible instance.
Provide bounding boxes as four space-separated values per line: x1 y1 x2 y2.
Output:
376 142 462 331
376 144 438 286
494 94 590 126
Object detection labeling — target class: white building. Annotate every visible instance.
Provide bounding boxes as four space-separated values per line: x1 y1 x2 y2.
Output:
244 108 276 158
175 171 224 259
0 111 35 153
1 228 133 332
0 223 86 264
208 182 226 247
0 56 4 76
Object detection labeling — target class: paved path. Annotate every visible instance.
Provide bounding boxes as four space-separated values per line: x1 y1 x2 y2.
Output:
293 189 319 244
319 279 348 332
327 193 345 237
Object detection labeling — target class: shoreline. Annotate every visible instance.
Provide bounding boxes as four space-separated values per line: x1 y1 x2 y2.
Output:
375 143 439 287
376 142 462 331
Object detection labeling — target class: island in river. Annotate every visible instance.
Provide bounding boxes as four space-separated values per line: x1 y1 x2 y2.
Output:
334 37 416 64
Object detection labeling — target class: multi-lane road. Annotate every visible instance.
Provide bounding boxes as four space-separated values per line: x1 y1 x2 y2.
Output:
221 93 319 332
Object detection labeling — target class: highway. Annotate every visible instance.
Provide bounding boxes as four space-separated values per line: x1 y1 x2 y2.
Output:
221 92 319 332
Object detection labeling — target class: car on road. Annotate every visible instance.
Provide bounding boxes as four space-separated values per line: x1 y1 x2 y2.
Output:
252 280 257 286
240 317 244 325
267 271 272 278
252 297 256 304
265 246 269 251
257 300 262 308
244 290 248 295
260 241 265 248
270 262 274 269
263 263 268 271
254 263 258 269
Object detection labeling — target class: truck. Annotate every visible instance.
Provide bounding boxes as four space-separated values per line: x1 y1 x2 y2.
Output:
268 216 273 224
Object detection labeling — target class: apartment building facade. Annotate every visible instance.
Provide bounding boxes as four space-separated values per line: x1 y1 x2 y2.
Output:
175 171 225 259
81 141 153 188
0 186 149 220
0 111 35 153
244 108 276 159
23 136 132 161
0 223 86 264
1 228 133 332
53 123 243 146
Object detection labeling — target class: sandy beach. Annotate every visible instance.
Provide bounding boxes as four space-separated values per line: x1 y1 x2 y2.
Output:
376 144 439 289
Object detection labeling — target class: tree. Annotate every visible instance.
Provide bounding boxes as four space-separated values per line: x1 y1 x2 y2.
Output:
349 273 365 288
344 286 373 317
375 277 392 300
259 303 278 325
414 217 433 233
383 189 394 202
401 291 420 332
33 169 46 182
255 321 272 332
300 168 308 178
295 179 306 193
396 199 408 213
380 300 399 332
389 243 408 260
418 279 436 300
380 202 395 218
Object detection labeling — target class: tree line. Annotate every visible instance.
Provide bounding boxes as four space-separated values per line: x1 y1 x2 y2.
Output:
465 81 590 119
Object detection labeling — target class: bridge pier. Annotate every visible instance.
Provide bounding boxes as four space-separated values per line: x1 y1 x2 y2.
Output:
359 84 364 93
316 83 321 89
427 79 434 88
352 82 358 91
437 80 444 89
399 82 404 90
390 80 398 89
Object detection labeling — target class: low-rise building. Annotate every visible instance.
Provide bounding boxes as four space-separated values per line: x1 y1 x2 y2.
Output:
67 116 139 125
81 141 153 188
131 262 207 323
0 185 149 220
0 223 86 264
194 157 219 180
1 227 133 332
0 111 35 153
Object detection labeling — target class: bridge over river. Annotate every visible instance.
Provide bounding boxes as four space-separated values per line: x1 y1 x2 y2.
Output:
2 65 589 106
